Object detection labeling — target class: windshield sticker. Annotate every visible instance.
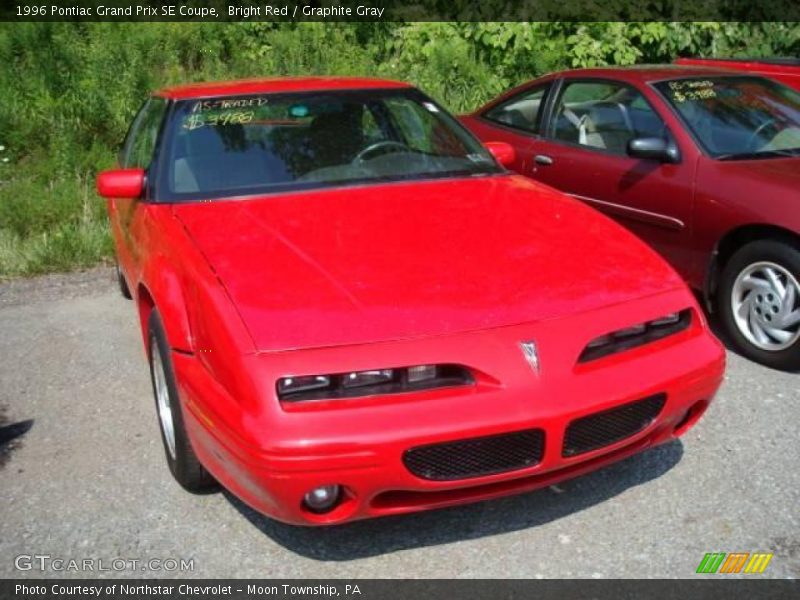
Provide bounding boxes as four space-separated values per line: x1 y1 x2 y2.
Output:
423 102 440 112
667 80 717 103
289 104 310 118
182 110 255 130
191 97 269 112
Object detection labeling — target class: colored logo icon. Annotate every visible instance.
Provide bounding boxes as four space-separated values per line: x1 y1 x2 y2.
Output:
696 552 773 574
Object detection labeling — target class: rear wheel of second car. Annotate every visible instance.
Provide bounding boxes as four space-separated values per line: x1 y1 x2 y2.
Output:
718 239 800 371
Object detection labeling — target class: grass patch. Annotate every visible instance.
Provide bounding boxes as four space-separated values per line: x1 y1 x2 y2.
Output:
0 221 113 279
0 169 113 278
0 22 796 278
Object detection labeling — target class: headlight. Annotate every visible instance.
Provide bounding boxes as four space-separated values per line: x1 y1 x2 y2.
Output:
342 369 394 389
407 364 437 383
277 375 331 396
579 309 692 363
613 323 647 338
277 364 473 402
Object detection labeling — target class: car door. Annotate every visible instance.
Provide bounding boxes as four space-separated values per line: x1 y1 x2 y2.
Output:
111 97 169 284
461 82 553 174
527 77 697 279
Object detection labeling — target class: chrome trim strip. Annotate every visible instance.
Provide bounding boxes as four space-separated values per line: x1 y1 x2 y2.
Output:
571 194 685 231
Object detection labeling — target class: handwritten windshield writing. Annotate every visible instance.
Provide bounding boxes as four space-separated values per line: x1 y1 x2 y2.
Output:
182 110 255 130
667 80 717 102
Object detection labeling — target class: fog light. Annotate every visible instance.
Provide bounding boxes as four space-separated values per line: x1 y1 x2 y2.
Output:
303 485 341 513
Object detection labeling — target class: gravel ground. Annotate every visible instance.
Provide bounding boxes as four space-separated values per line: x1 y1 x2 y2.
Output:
0 268 798 579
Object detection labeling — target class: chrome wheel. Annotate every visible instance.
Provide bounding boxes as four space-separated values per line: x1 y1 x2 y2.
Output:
731 261 800 351
151 339 176 460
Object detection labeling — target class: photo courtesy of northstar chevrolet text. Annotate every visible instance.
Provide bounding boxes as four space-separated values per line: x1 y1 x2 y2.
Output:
0 0 798 593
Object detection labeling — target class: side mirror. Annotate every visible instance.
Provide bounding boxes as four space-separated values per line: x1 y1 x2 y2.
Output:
484 141 516 167
626 137 680 163
96 168 145 199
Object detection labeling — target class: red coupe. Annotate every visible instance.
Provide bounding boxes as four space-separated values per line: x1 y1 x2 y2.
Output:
97 77 724 525
463 66 800 370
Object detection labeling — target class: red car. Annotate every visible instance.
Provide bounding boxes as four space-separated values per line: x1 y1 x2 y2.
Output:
463 66 800 370
96 77 724 526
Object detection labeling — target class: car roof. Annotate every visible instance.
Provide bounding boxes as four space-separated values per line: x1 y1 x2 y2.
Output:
553 64 745 83
681 57 800 67
156 76 413 100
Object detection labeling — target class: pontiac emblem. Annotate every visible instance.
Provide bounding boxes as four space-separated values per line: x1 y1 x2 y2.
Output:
519 341 539 374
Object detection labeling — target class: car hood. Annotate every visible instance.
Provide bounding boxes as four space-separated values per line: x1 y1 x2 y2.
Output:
172 175 684 352
723 155 800 186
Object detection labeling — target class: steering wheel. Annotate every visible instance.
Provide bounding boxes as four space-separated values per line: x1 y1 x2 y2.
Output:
353 140 410 164
746 117 779 151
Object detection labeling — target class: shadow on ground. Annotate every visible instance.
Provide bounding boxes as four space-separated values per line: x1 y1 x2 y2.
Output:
226 439 683 561
0 404 34 469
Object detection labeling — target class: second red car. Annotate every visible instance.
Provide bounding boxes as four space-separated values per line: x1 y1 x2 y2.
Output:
464 66 800 370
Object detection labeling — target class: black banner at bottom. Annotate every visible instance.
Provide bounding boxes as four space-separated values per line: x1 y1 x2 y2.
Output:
2 579 798 600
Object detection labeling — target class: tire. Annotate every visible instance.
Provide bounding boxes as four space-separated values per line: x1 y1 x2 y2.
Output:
116 261 132 299
147 310 218 492
717 239 800 371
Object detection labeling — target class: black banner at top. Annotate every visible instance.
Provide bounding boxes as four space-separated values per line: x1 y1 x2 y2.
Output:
3 0 800 22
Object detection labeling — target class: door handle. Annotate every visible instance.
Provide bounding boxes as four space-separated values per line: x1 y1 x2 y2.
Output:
534 154 554 166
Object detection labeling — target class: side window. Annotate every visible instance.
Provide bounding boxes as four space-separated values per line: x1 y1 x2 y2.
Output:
551 81 668 155
483 85 549 133
121 97 168 169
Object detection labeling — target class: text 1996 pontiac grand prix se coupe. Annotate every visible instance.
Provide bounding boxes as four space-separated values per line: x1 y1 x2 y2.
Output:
97 77 725 525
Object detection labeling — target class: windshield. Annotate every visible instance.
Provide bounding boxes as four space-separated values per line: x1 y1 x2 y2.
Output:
654 76 800 160
156 89 501 200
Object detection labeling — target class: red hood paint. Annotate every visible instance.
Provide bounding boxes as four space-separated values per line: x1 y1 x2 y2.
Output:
723 156 800 187
172 175 684 351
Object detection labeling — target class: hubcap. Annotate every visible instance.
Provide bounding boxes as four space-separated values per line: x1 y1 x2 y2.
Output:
731 261 800 352
151 340 177 459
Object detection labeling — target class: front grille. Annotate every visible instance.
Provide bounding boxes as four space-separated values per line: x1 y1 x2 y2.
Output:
563 393 666 457
404 429 545 481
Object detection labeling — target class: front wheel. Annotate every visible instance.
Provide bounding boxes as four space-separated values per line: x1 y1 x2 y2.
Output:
717 239 800 371
148 310 218 492
116 260 131 299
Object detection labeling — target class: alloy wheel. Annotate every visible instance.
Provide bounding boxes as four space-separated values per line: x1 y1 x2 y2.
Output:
151 339 177 459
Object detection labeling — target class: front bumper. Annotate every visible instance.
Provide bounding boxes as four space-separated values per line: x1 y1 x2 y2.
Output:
173 293 725 525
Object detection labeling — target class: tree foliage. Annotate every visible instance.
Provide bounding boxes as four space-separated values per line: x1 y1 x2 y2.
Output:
0 21 797 276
